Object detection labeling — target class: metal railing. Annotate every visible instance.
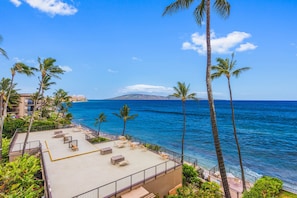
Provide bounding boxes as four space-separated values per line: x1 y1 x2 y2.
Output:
39 143 52 198
73 160 181 198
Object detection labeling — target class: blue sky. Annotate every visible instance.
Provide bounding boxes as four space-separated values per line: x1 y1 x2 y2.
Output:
1 0 296 100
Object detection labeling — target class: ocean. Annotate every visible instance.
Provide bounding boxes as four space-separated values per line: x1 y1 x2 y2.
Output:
68 100 297 190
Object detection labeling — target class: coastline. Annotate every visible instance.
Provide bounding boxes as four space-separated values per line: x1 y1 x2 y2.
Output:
69 100 297 194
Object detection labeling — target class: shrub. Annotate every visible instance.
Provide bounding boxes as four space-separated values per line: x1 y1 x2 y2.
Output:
183 164 202 187
2 138 10 163
88 137 108 144
243 176 283 198
0 154 43 197
197 182 222 198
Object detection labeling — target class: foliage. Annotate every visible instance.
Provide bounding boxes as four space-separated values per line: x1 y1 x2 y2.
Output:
166 185 196 198
0 154 43 197
1 138 10 163
144 143 161 152
166 182 222 198
94 112 107 135
243 176 283 198
3 117 26 138
113 104 138 136
183 164 202 187
88 137 108 144
197 182 222 198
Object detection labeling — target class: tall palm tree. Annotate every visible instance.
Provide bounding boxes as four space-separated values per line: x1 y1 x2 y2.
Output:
212 53 250 191
22 57 64 155
94 113 107 136
0 35 8 60
163 1 231 197
0 63 34 160
170 82 197 164
0 78 12 160
113 104 138 136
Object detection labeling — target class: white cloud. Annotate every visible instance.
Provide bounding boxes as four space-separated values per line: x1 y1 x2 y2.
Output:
119 84 173 95
10 0 78 16
182 31 257 55
108 69 118 73
236 42 257 52
10 0 22 7
59 65 72 72
132 56 142 62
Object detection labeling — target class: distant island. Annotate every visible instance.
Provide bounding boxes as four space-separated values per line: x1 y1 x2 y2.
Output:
107 94 178 100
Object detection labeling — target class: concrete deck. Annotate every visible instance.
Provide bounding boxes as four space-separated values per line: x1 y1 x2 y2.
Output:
14 127 178 198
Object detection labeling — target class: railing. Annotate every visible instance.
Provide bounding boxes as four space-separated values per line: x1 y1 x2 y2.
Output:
73 160 182 198
39 143 52 198
10 140 40 155
8 128 20 154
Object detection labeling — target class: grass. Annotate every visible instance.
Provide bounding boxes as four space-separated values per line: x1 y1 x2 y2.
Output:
279 190 297 198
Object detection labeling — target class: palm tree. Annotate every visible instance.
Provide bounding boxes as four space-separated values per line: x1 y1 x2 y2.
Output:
170 82 197 164
163 1 231 197
113 104 138 136
0 35 8 60
0 78 11 161
94 113 107 136
22 57 64 155
53 89 72 119
0 63 34 160
212 53 250 191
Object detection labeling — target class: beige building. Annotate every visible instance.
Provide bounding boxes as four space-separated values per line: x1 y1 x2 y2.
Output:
6 93 34 118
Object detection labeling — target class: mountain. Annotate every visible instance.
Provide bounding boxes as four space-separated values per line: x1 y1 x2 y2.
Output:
107 94 177 100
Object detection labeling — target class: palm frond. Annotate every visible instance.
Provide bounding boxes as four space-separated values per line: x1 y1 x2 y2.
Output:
163 0 194 16
194 0 206 25
214 0 230 18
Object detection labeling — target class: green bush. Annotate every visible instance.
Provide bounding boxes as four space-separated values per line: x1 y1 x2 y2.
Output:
243 176 283 198
183 164 201 187
88 137 108 144
197 182 222 198
3 118 27 138
2 138 10 163
0 154 44 197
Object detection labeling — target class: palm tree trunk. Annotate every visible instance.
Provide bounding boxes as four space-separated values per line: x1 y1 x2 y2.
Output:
206 1 231 197
3 75 14 118
181 101 186 164
0 75 15 160
227 78 246 191
122 121 126 136
22 84 42 156
0 94 3 161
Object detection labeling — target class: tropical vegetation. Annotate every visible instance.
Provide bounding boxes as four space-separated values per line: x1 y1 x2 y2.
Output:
167 164 222 198
94 112 107 136
113 104 138 136
211 53 250 191
0 154 43 197
170 82 197 164
22 57 65 155
243 176 283 198
163 0 231 197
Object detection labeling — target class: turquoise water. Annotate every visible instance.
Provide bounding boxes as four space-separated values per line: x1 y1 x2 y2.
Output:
69 100 297 189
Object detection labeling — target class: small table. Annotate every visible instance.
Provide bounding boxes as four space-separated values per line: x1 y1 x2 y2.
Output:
100 147 112 155
111 155 125 165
